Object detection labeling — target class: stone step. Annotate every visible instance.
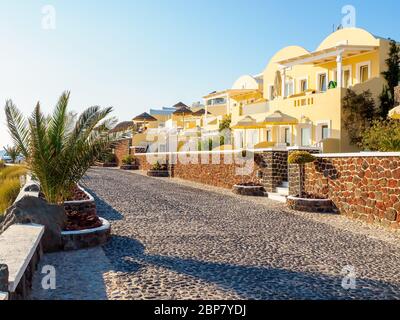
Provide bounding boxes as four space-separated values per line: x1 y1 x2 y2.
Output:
276 187 289 196
267 193 288 203
280 181 289 188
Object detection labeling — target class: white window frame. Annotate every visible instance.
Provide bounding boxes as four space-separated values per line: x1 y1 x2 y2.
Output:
316 71 328 93
356 61 371 84
284 79 295 98
315 120 332 142
234 130 245 149
333 66 352 88
265 127 273 142
280 126 292 145
246 129 259 148
297 77 308 93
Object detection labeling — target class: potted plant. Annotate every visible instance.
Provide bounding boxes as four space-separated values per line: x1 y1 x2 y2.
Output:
147 161 169 177
287 151 335 213
232 182 266 197
120 155 139 170
4 91 116 246
96 152 117 167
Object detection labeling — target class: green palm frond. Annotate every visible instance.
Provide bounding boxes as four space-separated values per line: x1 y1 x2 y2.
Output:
48 91 70 156
4 100 29 158
3 92 117 204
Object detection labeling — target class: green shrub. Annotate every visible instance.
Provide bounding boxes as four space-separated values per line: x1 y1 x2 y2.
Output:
122 155 135 165
288 151 316 165
362 119 400 151
151 161 165 171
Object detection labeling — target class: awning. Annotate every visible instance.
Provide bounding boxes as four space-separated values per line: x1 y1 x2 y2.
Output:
261 111 298 125
277 45 378 68
232 116 263 129
389 106 400 120
230 89 263 102
203 89 259 99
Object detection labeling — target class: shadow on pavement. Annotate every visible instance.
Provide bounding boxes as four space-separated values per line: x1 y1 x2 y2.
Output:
103 235 399 300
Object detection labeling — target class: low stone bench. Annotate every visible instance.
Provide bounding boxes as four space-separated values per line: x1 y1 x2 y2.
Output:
0 224 44 300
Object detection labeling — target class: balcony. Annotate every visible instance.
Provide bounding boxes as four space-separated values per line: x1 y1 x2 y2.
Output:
268 88 343 116
241 100 269 116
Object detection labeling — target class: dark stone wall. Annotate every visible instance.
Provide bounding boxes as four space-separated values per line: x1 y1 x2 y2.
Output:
288 149 321 197
303 156 400 229
136 151 289 192
114 138 132 166
258 151 288 192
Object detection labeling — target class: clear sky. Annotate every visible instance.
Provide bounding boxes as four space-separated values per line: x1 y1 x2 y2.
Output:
0 0 399 148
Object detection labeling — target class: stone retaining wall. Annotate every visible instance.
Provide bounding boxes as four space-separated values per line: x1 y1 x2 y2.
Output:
288 148 321 197
113 138 132 166
135 151 289 191
303 155 400 228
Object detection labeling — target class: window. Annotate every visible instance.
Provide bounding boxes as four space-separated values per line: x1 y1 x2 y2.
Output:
357 62 371 84
333 67 352 88
360 65 369 83
284 128 290 145
207 97 226 106
321 125 329 140
285 81 294 97
301 128 311 146
247 129 259 147
318 73 327 92
343 69 351 88
266 129 272 142
235 131 244 149
299 79 308 92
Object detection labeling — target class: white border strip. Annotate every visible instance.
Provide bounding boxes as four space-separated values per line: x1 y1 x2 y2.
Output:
315 152 400 158
133 149 400 158
287 196 331 202
134 147 288 156
61 217 110 236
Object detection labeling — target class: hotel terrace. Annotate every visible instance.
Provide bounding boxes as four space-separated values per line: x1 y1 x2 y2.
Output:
129 28 392 154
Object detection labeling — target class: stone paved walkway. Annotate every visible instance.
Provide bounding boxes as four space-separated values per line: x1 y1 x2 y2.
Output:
31 168 400 300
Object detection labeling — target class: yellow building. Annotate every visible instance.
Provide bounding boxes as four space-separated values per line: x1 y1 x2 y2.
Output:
231 28 391 153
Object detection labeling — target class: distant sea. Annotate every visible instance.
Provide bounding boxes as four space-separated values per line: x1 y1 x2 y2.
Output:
0 150 5 159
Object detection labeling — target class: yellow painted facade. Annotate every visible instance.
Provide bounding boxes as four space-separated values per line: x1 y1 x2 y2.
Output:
230 28 391 153
131 28 392 154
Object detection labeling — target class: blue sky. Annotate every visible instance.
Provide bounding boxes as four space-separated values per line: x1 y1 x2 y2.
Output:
0 0 399 148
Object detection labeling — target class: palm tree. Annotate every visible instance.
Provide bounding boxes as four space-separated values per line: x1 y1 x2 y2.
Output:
3 145 20 163
5 91 117 204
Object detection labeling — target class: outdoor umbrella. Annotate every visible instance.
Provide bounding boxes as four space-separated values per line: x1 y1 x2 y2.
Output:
173 106 193 129
192 108 211 117
133 112 157 130
273 70 282 99
172 102 190 109
109 121 134 134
